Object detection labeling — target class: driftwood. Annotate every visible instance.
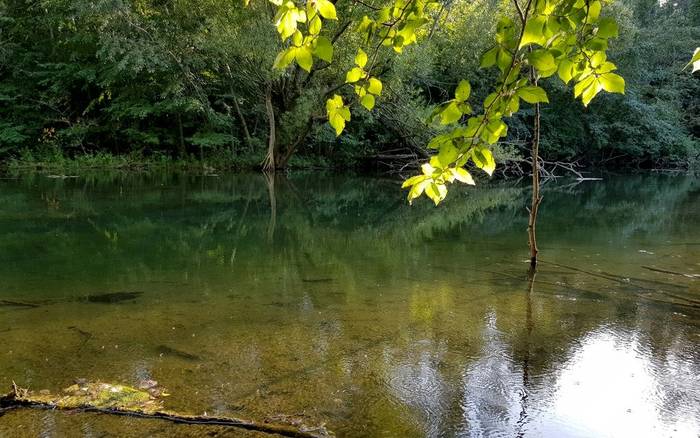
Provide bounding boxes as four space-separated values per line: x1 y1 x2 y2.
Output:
0 382 331 438
540 260 700 308
642 265 700 279
0 300 40 308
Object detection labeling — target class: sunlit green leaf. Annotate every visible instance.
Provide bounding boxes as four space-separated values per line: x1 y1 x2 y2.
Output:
599 72 625 94
520 16 547 48
295 46 313 72
367 78 382 95
272 48 296 69
528 49 556 76
597 17 618 38
355 48 368 68
517 86 549 104
313 37 333 62
439 101 462 125
438 142 458 167
360 93 375 110
684 47 700 73
455 80 471 102
401 174 427 188
425 182 447 205
316 0 337 20
451 167 475 185
480 47 498 68
345 67 364 83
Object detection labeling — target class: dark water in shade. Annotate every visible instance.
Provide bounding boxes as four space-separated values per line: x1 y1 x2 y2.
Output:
0 172 698 437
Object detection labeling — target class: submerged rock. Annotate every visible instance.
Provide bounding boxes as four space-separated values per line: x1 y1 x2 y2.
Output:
81 291 143 304
155 345 202 362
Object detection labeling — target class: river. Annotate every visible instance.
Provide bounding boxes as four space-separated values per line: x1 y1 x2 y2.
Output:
0 172 698 437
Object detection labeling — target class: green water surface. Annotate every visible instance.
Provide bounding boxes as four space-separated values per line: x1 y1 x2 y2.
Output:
0 172 698 437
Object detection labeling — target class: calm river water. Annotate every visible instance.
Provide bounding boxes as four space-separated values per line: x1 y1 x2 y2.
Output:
0 172 698 437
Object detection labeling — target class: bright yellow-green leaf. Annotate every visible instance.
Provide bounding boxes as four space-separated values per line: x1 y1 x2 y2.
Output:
685 48 700 73
517 86 549 104
407 179 430 204
421 162 435 175
313 36 333 62
439 101 462 125
355 48 368 68
586 0 601 21
316 0 337 20
472 148 496 176
574 74 595 98
480 47 498 68
402 174 427 188
360 94 375 110
520 16 547 48
597 17 618 38
528 49 556 75
580 80 602 106
438 142 458 167
326 95 350 136
496 48 513 72
451 168 475 185
599 72 625 94
308 15 322 35
272 47 296 70
455 80 471 102
295 46 313 72
346 67 364 83
425 182 447 205
367 78 382 95
557 58 574 83
292 30 303 46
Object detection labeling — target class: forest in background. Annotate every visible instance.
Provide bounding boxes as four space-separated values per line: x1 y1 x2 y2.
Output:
0 0 698 172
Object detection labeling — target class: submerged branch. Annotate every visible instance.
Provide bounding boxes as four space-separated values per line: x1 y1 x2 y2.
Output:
0 384 331 438
642 265 700 279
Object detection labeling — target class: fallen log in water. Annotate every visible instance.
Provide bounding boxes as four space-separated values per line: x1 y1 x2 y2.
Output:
0 382 331 438
0 300 40 308
539 260 700 308
641 265 700 279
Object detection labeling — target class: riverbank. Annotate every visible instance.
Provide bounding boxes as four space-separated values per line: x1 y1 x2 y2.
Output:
3 149 697 178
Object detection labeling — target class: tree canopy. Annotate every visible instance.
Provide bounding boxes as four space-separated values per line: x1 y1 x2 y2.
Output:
0 0 697 172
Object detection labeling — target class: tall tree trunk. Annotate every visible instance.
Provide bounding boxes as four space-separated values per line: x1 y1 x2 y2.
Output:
264 171 277 242
527 93 542 269
226 65 252 149
231 91 252 149
262 87 276 172
177 113 186 157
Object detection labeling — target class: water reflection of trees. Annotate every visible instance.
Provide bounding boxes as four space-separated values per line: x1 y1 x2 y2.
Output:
0 173 698 436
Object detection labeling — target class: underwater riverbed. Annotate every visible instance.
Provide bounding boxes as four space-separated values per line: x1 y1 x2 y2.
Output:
0 172 698 437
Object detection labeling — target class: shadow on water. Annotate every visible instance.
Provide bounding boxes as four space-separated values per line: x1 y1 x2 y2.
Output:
0 171 698 437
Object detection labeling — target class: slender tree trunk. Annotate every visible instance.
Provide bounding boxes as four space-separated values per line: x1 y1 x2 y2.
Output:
264 171 277 242
527 98 542 269
177 113 186 157
262 87 276 172
231 91 252 148
225 65 252 149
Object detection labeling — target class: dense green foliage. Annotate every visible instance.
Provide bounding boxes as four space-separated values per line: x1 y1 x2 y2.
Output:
0 0 697 170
